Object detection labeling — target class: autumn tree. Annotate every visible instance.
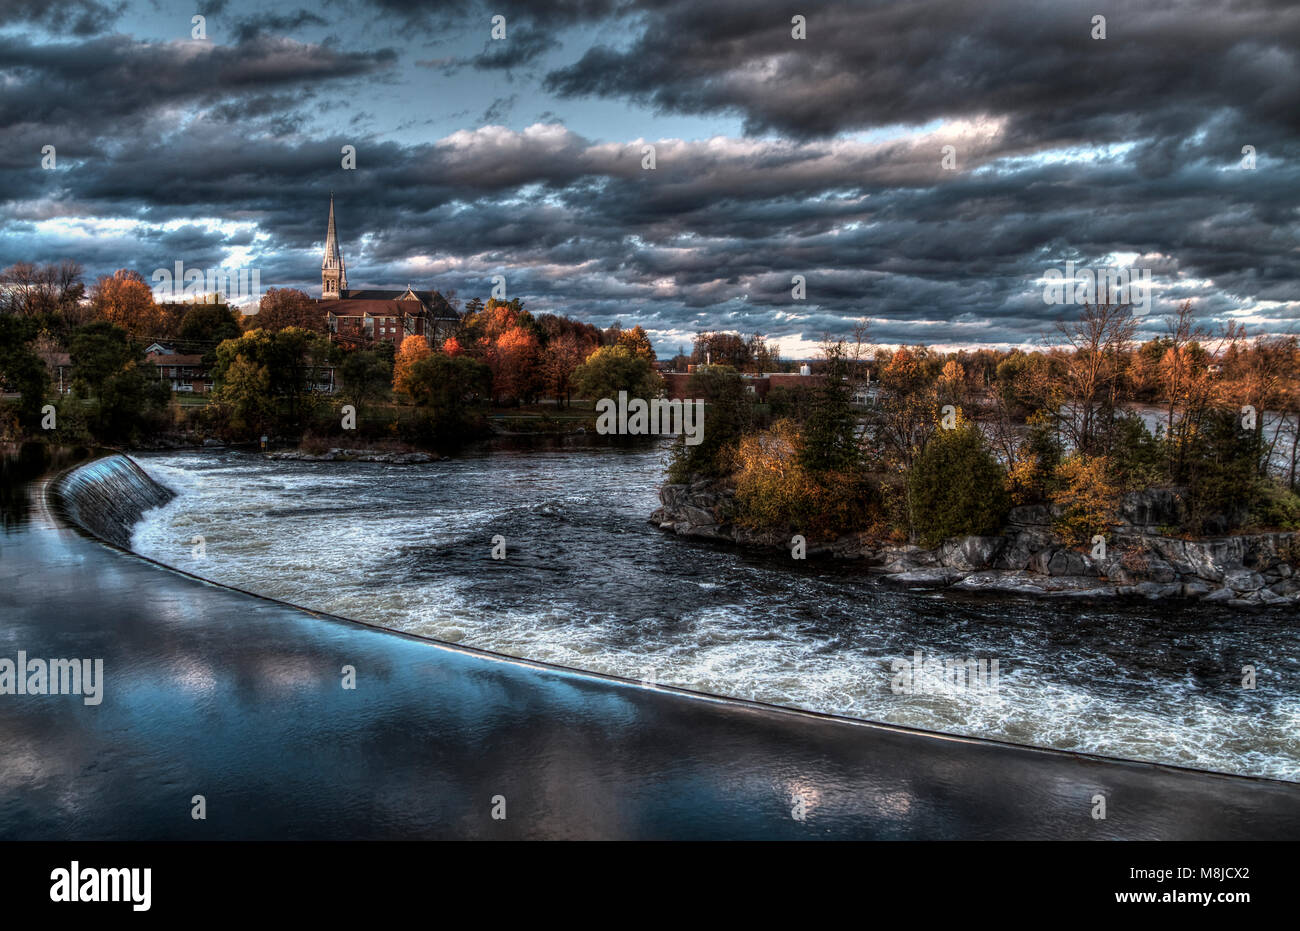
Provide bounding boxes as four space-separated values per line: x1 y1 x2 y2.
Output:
1048 301 1137 457
393 334 433 397
617 325 656 362
486 325 541 403
251 288 322 333
91 269 164 340
541 332 588 406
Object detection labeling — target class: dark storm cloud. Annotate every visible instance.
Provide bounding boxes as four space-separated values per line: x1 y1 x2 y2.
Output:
1 0 1297 349
0 0 126 36
545 0 1300 148
361 0 633 29
0 31 396 142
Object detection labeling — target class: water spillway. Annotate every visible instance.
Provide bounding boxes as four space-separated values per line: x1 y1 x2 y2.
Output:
53 453 175 549
4 447 1298 839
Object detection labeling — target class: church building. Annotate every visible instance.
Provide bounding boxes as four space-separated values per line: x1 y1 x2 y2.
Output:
318 195 460 348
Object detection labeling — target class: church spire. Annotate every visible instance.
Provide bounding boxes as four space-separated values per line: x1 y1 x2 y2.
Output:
322 193 347 300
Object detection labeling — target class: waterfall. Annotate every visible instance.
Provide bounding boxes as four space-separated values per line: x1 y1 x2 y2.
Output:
54 454 176 549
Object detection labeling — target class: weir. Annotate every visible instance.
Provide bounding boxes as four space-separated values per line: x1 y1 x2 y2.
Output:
52 453 175 549
5 449 1298 839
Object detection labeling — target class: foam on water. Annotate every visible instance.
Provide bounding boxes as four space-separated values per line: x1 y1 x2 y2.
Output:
130 447 1300 781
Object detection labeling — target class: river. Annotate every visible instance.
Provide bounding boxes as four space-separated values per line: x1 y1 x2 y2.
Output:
129 439 1300 781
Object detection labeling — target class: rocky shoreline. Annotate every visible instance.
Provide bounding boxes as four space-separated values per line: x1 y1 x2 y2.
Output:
650 480 1300 606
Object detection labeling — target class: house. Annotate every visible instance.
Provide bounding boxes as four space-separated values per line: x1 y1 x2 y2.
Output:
316 196 460 349
145 348 211 393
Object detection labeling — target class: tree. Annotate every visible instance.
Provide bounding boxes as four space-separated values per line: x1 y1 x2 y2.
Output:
799 340 861 475
179 304 242 362
251 288 323 333
571 344 661 402
339 349 393 412
666 365 752 481
907 420 1010 546
541 332 588 406
393 334 433 397
210 328 330 435
0 315 49 428
617 325 656 362
1050 455 1121 546
1 260 85 322
1050 301 1137 457
209 357 275 440
402 352 491 444
91 270 164 340
68 321 168 442
486 325 541 403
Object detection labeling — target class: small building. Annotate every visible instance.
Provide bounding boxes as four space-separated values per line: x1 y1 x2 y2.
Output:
145 349 211 393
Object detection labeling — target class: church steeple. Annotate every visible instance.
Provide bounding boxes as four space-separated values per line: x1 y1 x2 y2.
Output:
322 193 347 300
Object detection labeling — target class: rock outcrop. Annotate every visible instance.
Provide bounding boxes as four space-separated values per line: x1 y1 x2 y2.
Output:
650 481 1300 606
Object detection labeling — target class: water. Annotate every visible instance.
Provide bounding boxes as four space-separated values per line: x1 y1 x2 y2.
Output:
130 441 1300 781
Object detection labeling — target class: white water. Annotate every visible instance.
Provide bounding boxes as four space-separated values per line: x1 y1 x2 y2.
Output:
131 445 1300 781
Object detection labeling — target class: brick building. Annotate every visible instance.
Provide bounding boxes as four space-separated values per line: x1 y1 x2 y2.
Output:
317 195 460 349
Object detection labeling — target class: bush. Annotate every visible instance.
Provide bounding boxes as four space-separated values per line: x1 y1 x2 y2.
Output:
732 419 881 540
908 421 1010 546
1250 483 1300 531
1050 455 1121 546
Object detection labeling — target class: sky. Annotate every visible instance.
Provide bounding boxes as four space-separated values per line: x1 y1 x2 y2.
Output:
1 0 1297 357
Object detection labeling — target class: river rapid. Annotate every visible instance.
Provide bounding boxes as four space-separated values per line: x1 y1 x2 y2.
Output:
130 441 1300 781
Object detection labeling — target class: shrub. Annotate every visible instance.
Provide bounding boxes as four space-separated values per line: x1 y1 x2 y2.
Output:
666 366 754 482
1050 455 1121 546
732 420 881 540
908 421 1010 546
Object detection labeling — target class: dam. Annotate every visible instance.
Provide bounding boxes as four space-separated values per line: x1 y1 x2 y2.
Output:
1 444 1298 839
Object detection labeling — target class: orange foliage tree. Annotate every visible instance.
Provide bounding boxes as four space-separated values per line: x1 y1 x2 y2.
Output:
393 334 433 396
487 326 540 402
91 269 164 340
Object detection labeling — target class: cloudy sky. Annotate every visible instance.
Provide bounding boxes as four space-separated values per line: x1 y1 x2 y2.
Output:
2 0 1297 356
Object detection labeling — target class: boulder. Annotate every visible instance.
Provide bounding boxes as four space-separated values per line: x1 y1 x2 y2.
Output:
1007 505 1052 527
1222 568 1266 593
938 536 1005 571
994 529 1053 570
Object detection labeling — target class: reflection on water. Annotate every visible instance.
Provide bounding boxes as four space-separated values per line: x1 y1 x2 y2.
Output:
129 442 1300 781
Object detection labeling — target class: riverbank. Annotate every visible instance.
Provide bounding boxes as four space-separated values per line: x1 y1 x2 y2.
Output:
651 479 1300 606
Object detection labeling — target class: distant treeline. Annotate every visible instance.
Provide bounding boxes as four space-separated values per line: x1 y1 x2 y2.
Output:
667 302 1300 545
